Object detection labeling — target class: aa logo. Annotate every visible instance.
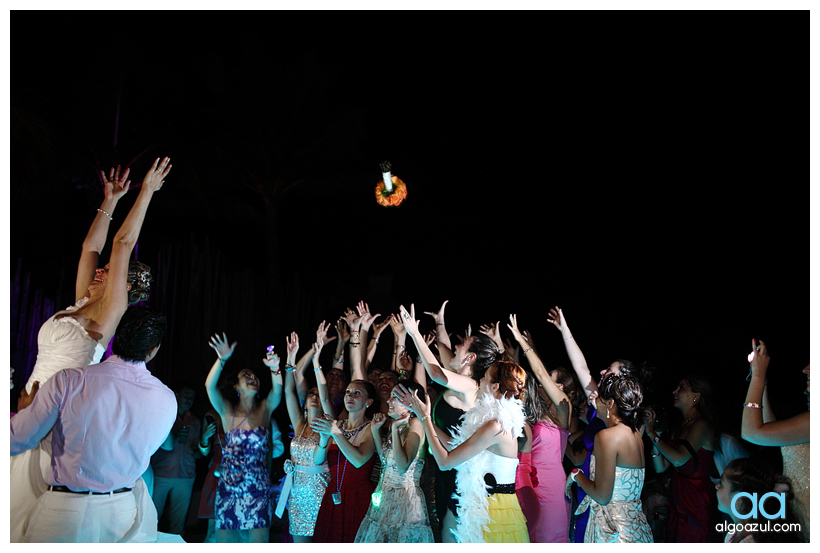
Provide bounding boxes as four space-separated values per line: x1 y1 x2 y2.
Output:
730 492 787 520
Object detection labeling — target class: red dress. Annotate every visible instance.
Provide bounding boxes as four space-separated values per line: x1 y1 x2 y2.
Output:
312 442 376 543
667 447 720 542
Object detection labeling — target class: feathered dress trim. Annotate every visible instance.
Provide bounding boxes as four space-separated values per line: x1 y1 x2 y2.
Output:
448 392 526 543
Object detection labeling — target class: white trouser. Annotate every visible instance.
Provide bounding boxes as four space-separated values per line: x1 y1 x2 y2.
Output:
23 479 157 543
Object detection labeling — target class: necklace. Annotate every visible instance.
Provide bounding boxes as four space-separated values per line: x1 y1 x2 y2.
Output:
230 402 255 432
332 419 366 505
681 413 698 428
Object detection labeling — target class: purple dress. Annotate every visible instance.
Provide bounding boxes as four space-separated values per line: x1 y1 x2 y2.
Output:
215 426 273 530
573 405 606 542
531 419 572 542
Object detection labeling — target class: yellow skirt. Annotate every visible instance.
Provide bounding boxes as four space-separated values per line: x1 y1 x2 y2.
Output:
484 493 530 543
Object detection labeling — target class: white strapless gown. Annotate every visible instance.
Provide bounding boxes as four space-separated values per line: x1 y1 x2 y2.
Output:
11 299 106 541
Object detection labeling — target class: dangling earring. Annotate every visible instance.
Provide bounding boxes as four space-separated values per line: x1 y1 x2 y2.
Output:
606 407 610 419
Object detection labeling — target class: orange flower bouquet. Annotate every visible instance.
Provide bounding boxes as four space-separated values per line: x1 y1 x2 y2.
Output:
375 161 408 207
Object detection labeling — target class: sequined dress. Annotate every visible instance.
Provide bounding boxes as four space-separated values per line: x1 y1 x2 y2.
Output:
354 428 434 542
286 432 331 537
575 455 653 543
781 441 810 541
216 426 273 530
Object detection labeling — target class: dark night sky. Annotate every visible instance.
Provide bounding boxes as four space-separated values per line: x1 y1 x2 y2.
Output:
9 11 810 434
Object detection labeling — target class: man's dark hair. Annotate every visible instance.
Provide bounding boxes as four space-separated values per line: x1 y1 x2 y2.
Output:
112 306 167 363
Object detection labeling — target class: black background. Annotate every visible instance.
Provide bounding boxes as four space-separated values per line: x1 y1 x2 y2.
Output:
9 11 809 436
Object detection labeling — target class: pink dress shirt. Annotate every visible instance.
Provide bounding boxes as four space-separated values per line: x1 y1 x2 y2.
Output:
10 355 177 492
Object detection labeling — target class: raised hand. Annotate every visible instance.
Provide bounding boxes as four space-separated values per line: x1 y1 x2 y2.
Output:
407 386 432 419
101 165 131 202
423 332 436 347
371 412 388 432
344 307 363 332
372 317 390 339
310 414 337 437
387 313 402 337
749 338 770 378
262 347 280 371
547 306 565 333
141 157 172 193
507 314 527 343
423 300 448 326
480 320 504 350
357 301 381 332
398 349 413 373
392 383 414 410
209 332 237 361
316 320 337 347
397 304 420 337
285 332 299 364
335 318 350 344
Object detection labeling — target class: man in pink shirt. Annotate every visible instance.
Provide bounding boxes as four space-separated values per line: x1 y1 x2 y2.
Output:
10 307 177 542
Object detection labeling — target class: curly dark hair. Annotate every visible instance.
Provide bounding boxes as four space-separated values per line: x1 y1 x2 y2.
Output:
127 260 152 304
598 373 647 432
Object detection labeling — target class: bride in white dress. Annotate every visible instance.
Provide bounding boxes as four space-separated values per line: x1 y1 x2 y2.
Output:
10 158 171 542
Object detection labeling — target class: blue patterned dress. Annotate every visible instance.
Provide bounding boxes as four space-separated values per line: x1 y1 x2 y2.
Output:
216 426 273 530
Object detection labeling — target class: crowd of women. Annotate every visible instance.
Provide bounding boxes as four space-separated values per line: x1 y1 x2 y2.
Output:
189 301 811 544
10 160 811 544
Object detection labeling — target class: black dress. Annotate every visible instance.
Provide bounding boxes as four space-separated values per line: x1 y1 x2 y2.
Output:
432 393 465 523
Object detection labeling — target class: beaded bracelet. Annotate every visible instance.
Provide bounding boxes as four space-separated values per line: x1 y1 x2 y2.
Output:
743 402 762 409
420 415 431 424
523 348 534 354
97 208 113 220
350 343 360 348
314 366 323 372
285 365 295 372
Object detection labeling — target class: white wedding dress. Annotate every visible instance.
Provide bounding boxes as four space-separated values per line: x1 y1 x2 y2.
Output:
11 298 106 542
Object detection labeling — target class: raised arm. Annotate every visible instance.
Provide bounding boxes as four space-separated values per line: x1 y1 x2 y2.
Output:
400 304 477 396
407 388 499 471
76 166 131 302
205 332 237 419
312 336 337 420
366 317 390 370
548 307 597 399
424 301 454 368
261 346 283 417
344 308 366 382
332 317 349 373
741 340 810 446
96 158 171 343
509 314 572 429
388 313 408 374
283 332 304 430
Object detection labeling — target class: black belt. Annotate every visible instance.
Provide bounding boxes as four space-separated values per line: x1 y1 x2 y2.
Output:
484 474 516 494
48 485 132 495
487 482 516 494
